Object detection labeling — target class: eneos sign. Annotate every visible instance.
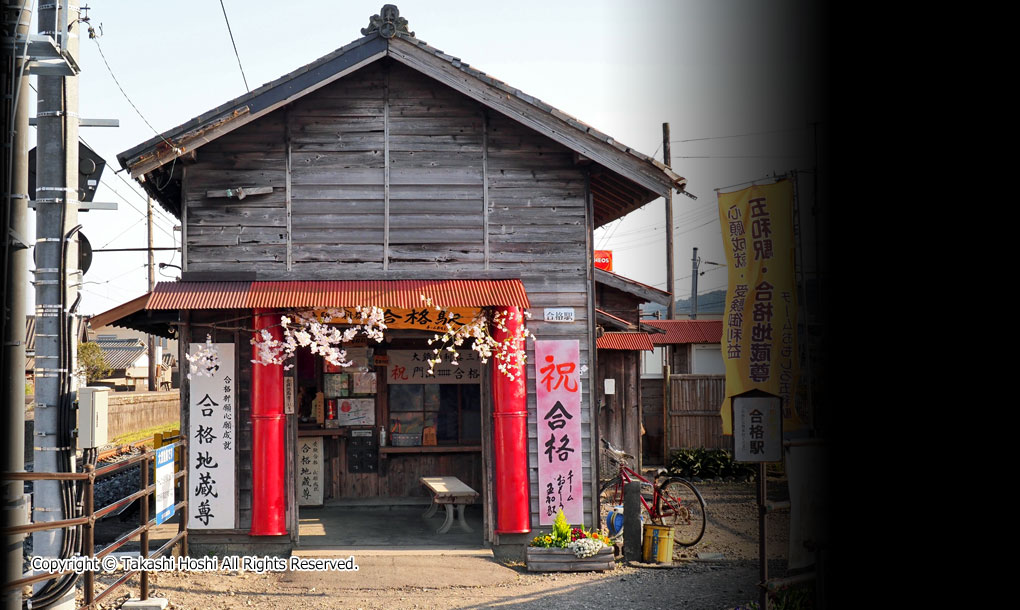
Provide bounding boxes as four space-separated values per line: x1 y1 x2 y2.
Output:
594 250 613 271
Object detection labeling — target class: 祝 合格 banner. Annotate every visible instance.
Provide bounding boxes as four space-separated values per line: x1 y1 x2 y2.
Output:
717 181 802 434
535 340 584 525
188 342 235 529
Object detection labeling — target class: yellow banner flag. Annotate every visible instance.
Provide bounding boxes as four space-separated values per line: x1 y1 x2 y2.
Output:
717 180 802 434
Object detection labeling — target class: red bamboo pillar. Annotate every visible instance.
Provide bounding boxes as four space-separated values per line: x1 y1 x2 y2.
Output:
250 309 287 535
491 306 531 534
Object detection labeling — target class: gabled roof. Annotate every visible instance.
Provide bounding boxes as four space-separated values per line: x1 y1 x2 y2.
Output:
119 10 685 227
643 319 722 345
98 344 147 370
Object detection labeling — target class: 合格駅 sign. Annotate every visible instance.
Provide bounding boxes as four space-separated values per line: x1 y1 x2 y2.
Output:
732 394 783 463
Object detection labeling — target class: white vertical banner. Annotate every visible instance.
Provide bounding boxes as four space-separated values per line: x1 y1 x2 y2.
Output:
535 340 584 525
188 343 235 529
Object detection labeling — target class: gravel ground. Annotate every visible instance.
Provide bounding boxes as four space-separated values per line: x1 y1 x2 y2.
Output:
74 477 801 610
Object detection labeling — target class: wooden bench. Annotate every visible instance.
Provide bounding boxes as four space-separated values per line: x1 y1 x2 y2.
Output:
420 476 479 534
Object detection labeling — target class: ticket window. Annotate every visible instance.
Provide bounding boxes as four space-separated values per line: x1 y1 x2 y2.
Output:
387 384 480 446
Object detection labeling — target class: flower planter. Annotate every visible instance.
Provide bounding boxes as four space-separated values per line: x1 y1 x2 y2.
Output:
526 546 615 572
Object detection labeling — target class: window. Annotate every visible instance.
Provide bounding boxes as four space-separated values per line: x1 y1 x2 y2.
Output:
388 384 480 445
641 346 665 378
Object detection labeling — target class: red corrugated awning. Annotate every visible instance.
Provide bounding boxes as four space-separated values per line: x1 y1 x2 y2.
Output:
90 279 531 330
596 332 654 351
642 319 722 345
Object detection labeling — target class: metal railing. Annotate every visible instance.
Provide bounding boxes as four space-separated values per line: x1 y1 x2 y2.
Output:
2 440 189 608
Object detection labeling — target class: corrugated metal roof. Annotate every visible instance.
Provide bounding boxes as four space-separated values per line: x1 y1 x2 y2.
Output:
643 320 722 345
147 282 252 310
92 279 531 327
596 332 654 351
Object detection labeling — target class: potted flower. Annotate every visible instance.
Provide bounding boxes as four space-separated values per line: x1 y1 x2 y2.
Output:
526 510 615 572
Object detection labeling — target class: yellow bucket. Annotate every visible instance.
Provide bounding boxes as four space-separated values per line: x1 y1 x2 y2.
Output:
642 524 674 563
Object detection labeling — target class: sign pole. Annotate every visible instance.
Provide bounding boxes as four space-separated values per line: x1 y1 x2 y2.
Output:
758 462 768 610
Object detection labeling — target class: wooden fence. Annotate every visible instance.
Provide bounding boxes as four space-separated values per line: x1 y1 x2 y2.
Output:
667 374 731 453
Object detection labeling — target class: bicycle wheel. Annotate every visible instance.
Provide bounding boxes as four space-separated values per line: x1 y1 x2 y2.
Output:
656 477 707 546
599 476 653 540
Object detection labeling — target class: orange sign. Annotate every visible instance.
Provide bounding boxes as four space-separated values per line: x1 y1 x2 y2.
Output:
594 250 613 271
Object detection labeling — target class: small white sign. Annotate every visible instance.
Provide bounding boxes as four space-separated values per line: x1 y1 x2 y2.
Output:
604 378 616 395
544 308 575 323
155 444 175 524
732 395 783 463
284 377 295 415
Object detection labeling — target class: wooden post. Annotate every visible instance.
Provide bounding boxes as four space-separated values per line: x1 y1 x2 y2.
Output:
83 464 95 606
663 123 675 320
141 451 150 600
758 462 768 610
148 197 156 391
623 481 642 562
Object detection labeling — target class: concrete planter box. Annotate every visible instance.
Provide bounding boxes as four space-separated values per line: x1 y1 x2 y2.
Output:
526 546 615 572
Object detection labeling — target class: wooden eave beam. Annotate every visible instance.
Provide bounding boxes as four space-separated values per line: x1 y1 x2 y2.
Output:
594 268 672 306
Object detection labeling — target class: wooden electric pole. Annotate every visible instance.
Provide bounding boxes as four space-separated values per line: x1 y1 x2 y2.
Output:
663 123 674 320
147 196 156 391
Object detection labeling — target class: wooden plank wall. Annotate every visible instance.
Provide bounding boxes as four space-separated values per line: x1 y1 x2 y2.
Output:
184 116 288 271
596 350 641 469
316 441 483 499
640 378 666 465
666 374 731 452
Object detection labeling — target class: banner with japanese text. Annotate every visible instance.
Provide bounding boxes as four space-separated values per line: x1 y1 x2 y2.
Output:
315 307 481 333
535 340 583 525
386 349 482 384
717 181 802 434
188 343 235 529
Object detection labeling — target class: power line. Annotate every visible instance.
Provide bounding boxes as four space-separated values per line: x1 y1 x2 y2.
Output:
91 37 175 148
674 126 811 144
99 217 145 249
218 0 250 92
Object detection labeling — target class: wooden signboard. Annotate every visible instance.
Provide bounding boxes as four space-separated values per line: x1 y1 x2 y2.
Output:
298 437 324 506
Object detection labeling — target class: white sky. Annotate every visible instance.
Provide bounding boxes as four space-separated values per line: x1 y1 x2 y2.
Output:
22 0 826 316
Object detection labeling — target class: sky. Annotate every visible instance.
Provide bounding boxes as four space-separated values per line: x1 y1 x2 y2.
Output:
21 0 827 317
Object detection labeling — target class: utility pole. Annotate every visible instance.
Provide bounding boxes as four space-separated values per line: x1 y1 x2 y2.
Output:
33 0 80 607
663 122 674 320
690 247 699 320
147 196 156 391
3 2 32 607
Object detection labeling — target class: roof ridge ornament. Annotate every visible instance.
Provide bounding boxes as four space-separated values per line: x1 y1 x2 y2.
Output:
362 4 413 39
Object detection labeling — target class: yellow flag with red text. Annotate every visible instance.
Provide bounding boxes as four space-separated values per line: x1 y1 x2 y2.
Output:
718 180 803 434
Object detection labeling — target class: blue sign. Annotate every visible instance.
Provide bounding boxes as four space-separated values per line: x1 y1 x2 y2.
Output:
155 444 176 524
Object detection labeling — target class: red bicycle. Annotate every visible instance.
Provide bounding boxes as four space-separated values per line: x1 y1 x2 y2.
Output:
599 439 706 546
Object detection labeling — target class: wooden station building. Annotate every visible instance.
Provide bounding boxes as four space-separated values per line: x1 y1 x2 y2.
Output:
91 6 687 554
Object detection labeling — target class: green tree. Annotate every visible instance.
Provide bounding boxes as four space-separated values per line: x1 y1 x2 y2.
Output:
77 342 111 384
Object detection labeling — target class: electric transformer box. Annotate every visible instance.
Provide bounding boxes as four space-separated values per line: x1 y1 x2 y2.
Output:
77 386 110 449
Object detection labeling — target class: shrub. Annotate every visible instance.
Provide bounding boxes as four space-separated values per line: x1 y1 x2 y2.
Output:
668 448 756 481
